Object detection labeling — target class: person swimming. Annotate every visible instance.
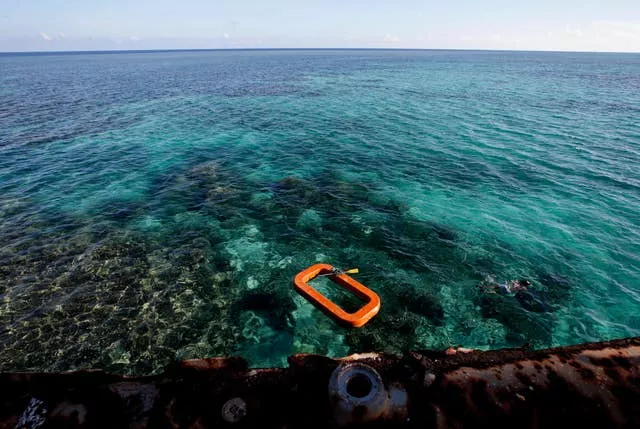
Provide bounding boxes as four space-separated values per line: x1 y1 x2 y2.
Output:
504 279 531 293
479 276 531 295
478 276 547 312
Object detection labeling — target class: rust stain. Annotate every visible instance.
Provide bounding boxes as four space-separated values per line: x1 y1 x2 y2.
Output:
0 337 638 428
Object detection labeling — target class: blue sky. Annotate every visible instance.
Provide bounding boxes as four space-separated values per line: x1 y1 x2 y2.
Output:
1 0 639 52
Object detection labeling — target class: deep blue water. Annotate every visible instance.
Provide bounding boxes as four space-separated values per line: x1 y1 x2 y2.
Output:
1 49 639 374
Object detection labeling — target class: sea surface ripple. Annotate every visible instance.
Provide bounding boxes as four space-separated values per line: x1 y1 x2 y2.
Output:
0 50 639 373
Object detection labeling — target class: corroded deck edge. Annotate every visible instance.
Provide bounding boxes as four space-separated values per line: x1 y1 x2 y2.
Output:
1 337 639 428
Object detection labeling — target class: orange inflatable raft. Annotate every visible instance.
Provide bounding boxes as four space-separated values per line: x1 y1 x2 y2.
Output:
293 263 380 328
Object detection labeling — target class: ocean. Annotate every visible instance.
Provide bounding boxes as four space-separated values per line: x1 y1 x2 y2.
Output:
1 49 639 374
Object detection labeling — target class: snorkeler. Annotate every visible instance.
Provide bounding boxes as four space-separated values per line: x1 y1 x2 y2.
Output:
507 279 531 292
479 276 531 295
478 276 547 312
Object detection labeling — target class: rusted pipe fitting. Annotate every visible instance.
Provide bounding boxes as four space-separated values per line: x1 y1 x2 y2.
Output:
328 363 388 426
221 397 247 423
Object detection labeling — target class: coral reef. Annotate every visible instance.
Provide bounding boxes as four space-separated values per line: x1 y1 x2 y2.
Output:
0 164 574 373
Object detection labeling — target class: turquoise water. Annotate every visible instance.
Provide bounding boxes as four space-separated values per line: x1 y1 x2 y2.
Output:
1 50 639 374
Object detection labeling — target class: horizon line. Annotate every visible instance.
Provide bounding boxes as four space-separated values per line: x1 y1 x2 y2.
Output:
2 47 639 56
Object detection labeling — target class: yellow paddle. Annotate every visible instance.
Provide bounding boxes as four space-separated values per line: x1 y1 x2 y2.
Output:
317 268 359 277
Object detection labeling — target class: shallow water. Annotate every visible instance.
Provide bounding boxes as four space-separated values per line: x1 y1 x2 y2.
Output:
1 50 639 374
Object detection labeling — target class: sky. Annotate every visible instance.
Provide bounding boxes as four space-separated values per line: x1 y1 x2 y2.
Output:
1 0 639 53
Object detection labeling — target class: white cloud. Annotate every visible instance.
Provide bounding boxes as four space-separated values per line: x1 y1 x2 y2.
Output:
592 21 640 40
565 24 583 37
383 33 400 43
129 36 140 42
39 32 52 41
57 32 66 39
223 32 230 39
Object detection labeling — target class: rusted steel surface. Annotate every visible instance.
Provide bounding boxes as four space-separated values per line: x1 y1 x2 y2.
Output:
1 337 639 428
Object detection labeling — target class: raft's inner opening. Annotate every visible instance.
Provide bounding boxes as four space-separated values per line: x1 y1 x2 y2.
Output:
309 275 367 313
346 373 373 398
